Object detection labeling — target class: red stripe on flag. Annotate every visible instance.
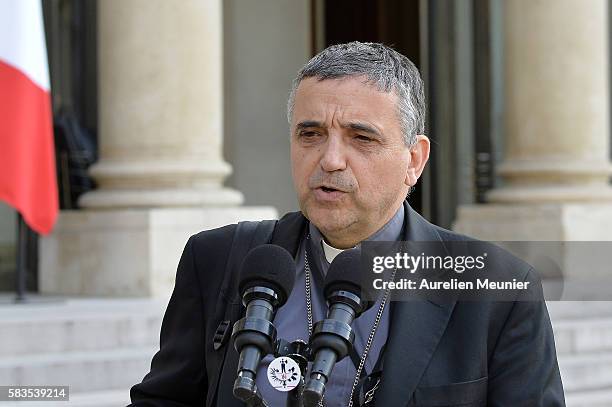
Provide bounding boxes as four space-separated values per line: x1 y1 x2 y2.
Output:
0 59 58 235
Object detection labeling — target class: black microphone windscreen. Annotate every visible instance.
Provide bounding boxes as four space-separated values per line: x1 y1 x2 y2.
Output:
238 244 296 306
323 248 373 300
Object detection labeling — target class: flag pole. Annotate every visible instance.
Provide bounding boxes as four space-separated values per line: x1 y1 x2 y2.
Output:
15 213 28 303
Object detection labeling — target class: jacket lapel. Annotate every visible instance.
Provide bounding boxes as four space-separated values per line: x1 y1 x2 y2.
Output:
374 202 457 406
270 210 309 257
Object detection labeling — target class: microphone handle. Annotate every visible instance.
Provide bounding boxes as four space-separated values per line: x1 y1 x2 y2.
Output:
303 302 358 406
327 302 356 325
309 302 356 380
237 344 261 380
286 377 305 407
232 291 278 406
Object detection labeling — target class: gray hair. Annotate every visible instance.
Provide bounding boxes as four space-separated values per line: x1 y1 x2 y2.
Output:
287 41 426 146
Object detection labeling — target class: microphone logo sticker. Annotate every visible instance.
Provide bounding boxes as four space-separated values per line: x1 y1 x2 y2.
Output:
267 357 301 392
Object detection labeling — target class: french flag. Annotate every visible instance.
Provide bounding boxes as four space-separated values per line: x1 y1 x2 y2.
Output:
0 0 58 235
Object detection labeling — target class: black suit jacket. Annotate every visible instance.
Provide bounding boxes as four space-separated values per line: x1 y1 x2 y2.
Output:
130 202 565 406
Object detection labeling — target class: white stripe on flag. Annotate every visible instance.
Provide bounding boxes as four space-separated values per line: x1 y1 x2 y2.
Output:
0 0 50 91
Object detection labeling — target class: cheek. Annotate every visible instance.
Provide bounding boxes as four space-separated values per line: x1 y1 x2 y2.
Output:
353 156 408 197
291 147 312 191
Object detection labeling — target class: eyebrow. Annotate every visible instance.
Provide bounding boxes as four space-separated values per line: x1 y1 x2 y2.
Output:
295 120 323 131
295 120 382 137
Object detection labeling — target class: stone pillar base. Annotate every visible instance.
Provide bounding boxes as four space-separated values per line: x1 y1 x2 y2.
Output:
78 186 244 209
487 185 612 204
453 203 612 300
40 206 278 298
453 203 612 241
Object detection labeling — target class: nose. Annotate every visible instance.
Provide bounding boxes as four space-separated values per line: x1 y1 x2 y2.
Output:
319 135 347 172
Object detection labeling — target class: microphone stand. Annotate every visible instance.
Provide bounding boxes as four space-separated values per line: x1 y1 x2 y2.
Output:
236 337 312 407
275 339 310 407
287 378 305 407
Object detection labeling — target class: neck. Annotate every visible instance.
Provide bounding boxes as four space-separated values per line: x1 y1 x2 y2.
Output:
322 206 402 248
321 230 369 249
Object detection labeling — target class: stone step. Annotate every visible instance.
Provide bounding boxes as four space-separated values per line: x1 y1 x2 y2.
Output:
70 389 131 407
0 347 156 394
558 352 612 393
552 317 612 355
0 297 165 356
547 301 612 320
548 301 612 356
1 298 611 402
2 384 612 407
565 388 612 407
0 389 131 407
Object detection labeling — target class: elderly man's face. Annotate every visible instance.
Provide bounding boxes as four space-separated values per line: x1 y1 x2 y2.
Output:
290 76 426 248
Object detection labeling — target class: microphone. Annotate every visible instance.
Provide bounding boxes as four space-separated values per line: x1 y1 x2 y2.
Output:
302 248 374 407
231 244 296 405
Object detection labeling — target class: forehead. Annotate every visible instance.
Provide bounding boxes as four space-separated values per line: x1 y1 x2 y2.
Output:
292 76 400 128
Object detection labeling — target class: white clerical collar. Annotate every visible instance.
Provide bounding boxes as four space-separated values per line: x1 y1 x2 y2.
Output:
321 238 354 263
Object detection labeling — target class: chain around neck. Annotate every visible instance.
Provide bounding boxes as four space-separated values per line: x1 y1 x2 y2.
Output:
303 235 394 407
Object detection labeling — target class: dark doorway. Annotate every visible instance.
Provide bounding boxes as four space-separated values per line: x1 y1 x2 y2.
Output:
318 0 424 214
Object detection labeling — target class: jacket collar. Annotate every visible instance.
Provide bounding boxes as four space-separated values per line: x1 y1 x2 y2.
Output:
271 199 445 250
270 208 309 258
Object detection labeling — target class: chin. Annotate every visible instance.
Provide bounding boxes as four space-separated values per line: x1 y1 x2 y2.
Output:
305 205 354 234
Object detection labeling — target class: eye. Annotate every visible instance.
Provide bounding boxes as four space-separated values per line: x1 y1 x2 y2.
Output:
354 134 373 142
298 130 321 140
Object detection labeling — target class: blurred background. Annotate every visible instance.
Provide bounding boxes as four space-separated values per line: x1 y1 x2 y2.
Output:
1 0 611 405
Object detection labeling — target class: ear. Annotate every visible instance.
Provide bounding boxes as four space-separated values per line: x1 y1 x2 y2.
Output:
404 135 430 187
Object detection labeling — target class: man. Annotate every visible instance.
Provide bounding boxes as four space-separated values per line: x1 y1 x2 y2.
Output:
130 42 565 406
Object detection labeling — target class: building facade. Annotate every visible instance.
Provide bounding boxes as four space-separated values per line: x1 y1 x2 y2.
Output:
0 0 611 405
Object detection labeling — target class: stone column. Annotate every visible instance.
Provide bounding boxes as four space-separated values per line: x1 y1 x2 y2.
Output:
487 0 612 204
81 0 241 208
39 0 277 297
455 0 612 252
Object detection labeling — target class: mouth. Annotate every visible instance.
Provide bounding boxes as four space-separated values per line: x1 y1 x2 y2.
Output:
320 186 340 193
313 185 347 201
